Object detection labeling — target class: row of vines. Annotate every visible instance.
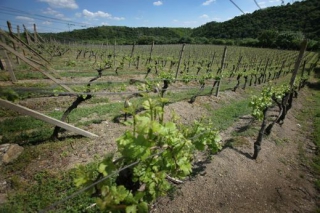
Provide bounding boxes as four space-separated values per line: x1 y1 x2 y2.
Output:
1 36 319 212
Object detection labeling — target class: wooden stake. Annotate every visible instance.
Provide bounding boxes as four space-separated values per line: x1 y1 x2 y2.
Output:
215 46 227 97
0 99 98 139
0 35 17 82
175 43 186 81
0 41 73 93
23 24 31 45
6 21 20 64
0 29 50 65
289 40 308 88
33 24 38 43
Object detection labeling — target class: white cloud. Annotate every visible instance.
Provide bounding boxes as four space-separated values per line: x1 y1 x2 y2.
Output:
38 0 78 9
202 0 215 6
16 16 34 21
101 22 109 26
42 21 52 25
199 14 209 19
153 1 163 6
82 9 125 20
42 7 58 15
83 9 111 18
42 8 65 18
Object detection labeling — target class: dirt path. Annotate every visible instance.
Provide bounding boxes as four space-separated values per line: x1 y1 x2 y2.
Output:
151 88 318 213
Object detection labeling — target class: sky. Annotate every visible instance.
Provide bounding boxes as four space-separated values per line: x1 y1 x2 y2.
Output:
0 0 297 33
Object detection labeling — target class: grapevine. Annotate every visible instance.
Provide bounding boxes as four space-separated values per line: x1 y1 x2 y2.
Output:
74 95 222 212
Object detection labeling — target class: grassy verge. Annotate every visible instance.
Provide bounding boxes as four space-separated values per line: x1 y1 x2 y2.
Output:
294 72 320 197
307 78 320 190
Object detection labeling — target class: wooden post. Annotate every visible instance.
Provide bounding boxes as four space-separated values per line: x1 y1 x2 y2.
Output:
6 21 20 64
17 25 20 39
262 58 270 83
6 21 13 35
23 24 31 45
175 43 185 81
0 41 73 92
209 51 216 72
215 46 227 97
33 24 38 43
130 42 135 58
1 49 17 82
0 29 50 65
281 40 308 107
0 35 17 82
0 99 98 139
148 41 154 64
288 40 307 88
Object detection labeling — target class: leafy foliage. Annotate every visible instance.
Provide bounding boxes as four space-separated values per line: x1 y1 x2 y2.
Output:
75 96 222 212
249 84 290 120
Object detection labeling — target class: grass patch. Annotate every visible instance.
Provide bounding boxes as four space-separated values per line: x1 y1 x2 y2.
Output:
0 101 124 144
0 170 98 213
15 71 46 80
297 76 320 193
0 139 99 212
210 99 252 130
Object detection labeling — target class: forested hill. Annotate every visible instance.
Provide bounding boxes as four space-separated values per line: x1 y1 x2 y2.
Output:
192 0 320 40
42 0 320 49
43 26 192 44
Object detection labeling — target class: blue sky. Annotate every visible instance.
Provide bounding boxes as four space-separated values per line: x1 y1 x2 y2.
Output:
0 0 295 33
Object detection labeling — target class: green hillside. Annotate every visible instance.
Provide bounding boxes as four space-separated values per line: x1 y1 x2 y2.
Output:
192 0 320 40
42 0 320 49
42 26 193 45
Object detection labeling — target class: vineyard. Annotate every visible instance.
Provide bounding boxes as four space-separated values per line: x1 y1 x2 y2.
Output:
0 27 320 212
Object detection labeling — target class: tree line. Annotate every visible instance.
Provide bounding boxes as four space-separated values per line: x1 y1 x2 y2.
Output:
40 0 320 50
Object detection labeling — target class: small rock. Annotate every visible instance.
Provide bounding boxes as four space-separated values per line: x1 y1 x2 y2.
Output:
0 143 24 165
